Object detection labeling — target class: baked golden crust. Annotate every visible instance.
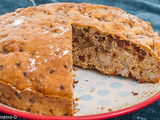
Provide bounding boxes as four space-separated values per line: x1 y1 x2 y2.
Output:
0 6 73 116
0 3 160 116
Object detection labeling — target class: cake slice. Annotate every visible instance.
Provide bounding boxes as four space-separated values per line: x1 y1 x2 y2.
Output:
0 7 73 116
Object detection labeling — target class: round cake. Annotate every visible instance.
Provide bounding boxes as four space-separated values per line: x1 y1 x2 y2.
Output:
0 3 160 116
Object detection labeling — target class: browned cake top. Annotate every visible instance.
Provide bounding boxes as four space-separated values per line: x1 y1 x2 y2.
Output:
37 3 160 56
0 7 73 98
0 3 160 98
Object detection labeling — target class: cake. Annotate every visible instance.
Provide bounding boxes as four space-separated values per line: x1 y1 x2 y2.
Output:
0 3 160 116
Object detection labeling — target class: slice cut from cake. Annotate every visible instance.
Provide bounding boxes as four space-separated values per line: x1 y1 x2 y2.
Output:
0 3 160 116
0 7 73 116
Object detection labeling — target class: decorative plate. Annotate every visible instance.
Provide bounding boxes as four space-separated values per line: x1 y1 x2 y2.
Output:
0 66 160 120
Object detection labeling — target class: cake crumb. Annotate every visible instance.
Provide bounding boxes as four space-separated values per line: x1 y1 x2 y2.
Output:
73 108 80 114
101 106 105 110
84 80 88 82
108 75 111 78
73 67 78 71
75 98 81 101
115 100 118 102
138 80 144 83
90 88 95 92
108 108 112 112
75 103 79 107
133 92 138 95
72 73 76 77
73 79 79 84
97 107 99 109
131 91 138 96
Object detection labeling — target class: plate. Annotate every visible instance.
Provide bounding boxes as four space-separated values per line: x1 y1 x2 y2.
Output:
0 66 160 120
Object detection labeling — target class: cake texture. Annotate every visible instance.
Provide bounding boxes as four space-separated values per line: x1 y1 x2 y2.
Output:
0 3 160 116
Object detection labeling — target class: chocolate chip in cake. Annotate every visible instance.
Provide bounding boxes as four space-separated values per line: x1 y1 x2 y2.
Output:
44 11 49 15
140 49 146 56
15 61 21 67
73 38 79 43
2 92 5 96
64 65 68 68
79 55 85 62
14 91 21 99
132 44 140 52
19 47 24 52
1 48 9 54
24 72 29 77
50 25 53 28
94 31 101 35
49 109 53 114
98 17 105 21
83 27 90 32
0 65 3 70
108 35 114 43
98 36 105 42
27 108 31 112
138 55 144 61
117 40 125 47
60 85 64 90
49 70 55 74
29 98 36 103
69 6 74 8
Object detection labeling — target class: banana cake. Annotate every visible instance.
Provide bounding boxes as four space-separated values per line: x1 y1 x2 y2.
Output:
0 3 160 116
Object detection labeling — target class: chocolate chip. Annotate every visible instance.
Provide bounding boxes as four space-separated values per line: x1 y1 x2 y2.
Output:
108 35 114 43
44 11 49 15
2 92 5 96
138 55 144 61
140 49 146 56
72 27 75 34
27 108 31 112
1 49 9 54
50 25 53 28
83 27 90 32
73 38 79 43
79 55 85 62
69 6 74 8
128 72 132 77
98 36 105 42
94 31 101 35
29 98 36 103
132 67 135 70
64 65 68 68
19 48 24 52
60 85 64 90
24 72 29 77
112 53 116 58
49 70 54 74
132 44 140 52
117 40 125 47
0 65 3 70
125 41 130 46
98 17 105 21
49 109 53 113
14 91 21 99
15 61 21 67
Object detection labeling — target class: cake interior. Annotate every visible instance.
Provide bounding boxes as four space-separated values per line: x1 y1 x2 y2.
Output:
72 24 159 83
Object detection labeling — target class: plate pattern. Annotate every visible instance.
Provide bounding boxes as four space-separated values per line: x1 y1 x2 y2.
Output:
73 66 160 116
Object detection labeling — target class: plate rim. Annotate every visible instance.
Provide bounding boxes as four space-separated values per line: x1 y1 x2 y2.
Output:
0 91 160 120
